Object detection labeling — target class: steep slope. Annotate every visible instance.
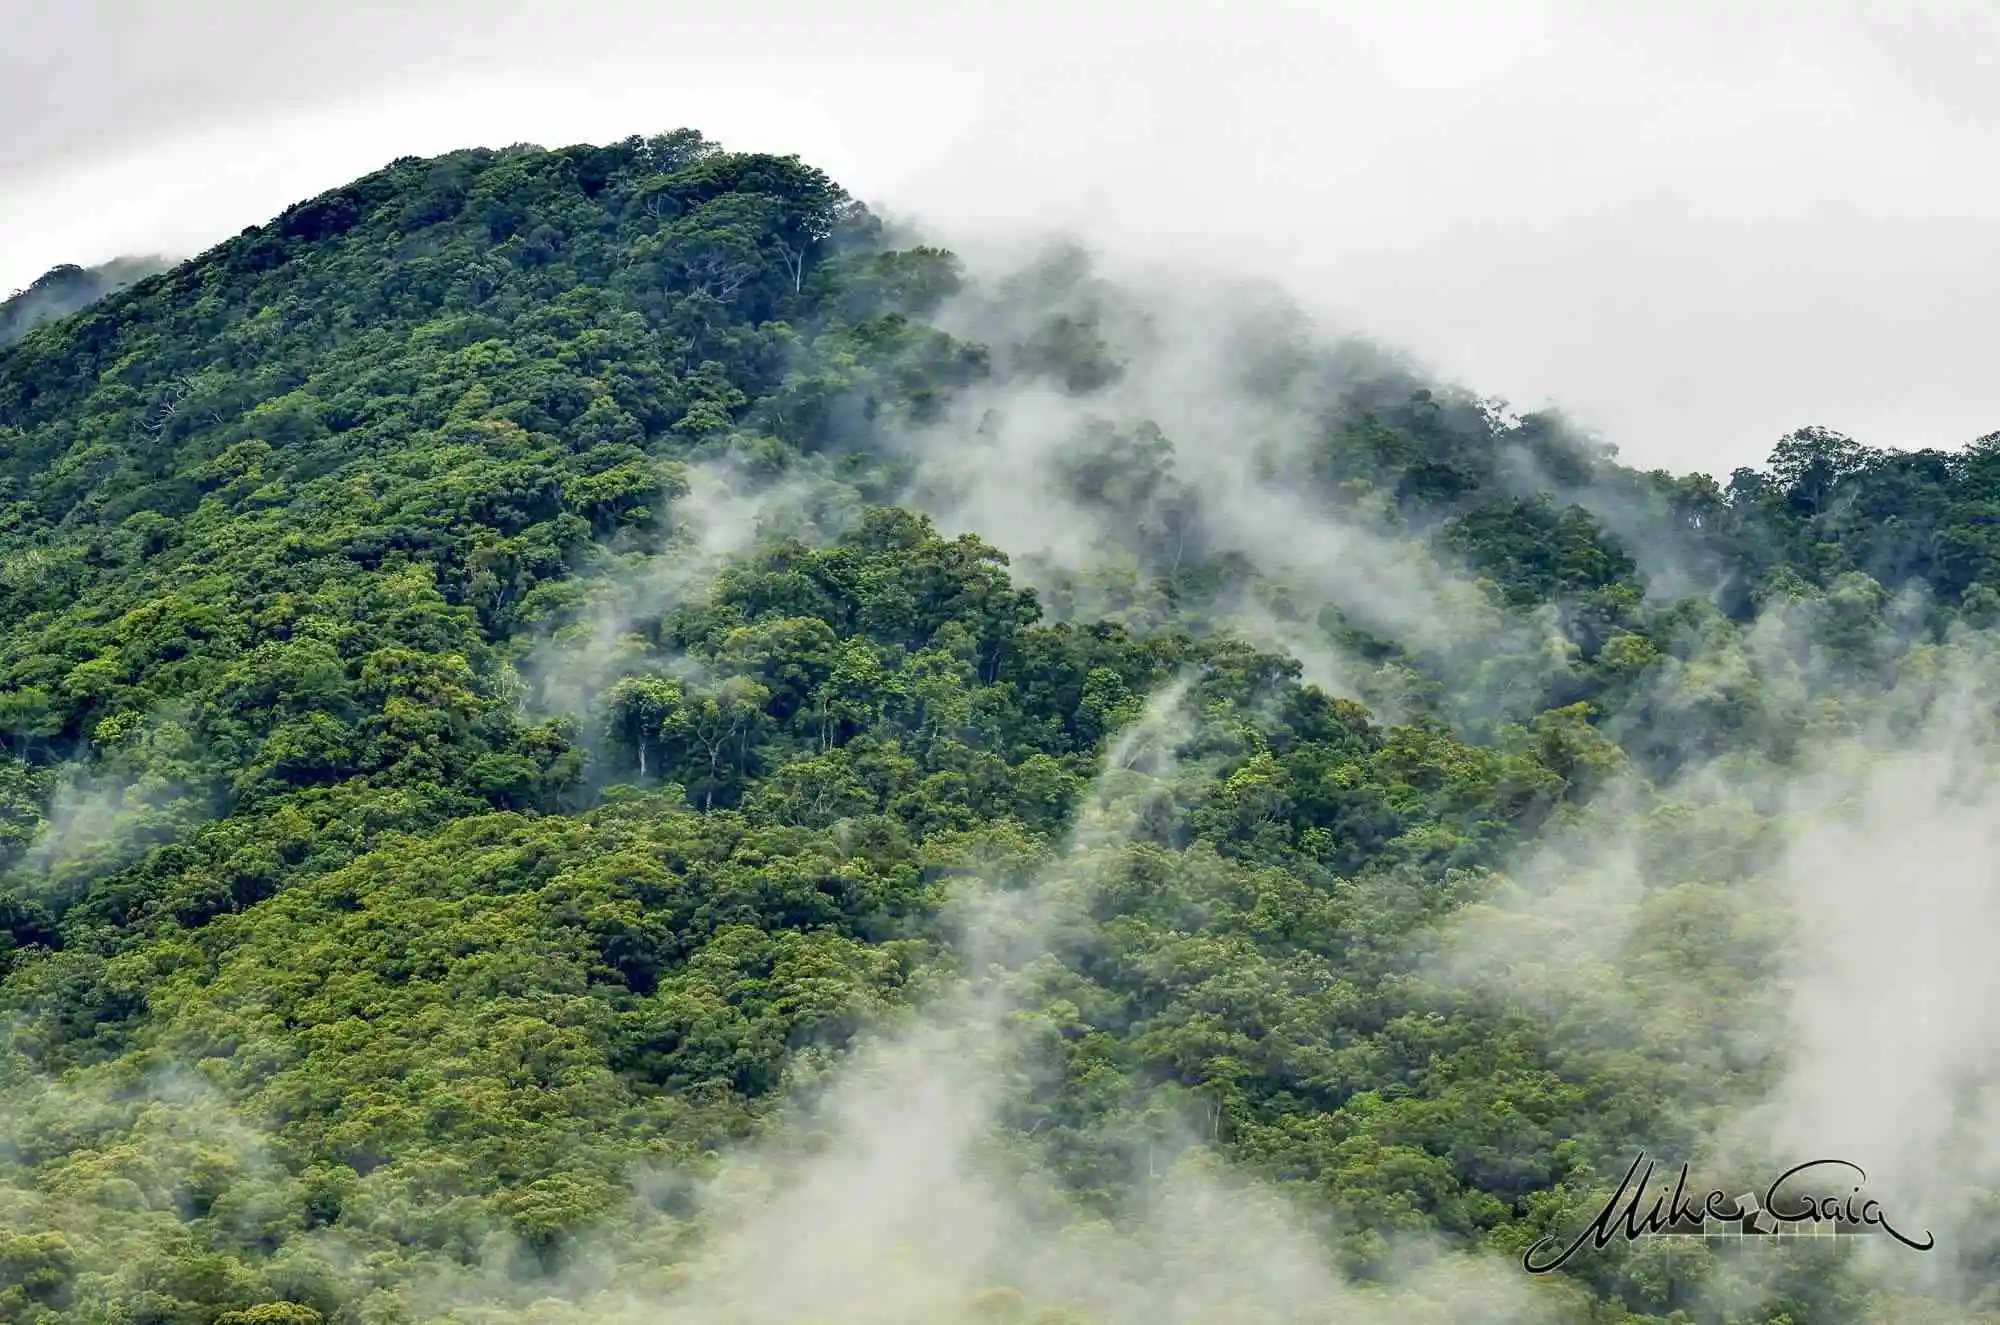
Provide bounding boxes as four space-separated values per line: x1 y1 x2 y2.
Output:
0 130 1995 1325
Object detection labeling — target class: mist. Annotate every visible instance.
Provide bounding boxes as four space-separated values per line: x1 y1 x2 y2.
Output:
0 256 175 348
0 680 1600 1324
868 243 1594 734
6 5 2000 1322
1426 602 2000 1318
8 0 2000 474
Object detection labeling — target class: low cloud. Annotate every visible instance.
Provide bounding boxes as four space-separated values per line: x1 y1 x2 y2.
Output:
1429 610 2000 1316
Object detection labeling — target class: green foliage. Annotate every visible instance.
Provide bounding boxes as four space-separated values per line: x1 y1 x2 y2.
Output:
0 129 1993 1325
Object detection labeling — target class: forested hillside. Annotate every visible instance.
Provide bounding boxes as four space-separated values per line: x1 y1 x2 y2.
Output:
1 130 1995 1325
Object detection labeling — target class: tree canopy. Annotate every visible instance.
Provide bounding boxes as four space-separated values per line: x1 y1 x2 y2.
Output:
0 131 1993 1325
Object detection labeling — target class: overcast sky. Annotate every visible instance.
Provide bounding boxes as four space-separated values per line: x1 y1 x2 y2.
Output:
4 0 1997 475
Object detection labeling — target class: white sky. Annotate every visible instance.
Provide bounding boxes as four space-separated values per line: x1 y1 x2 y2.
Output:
3 0 1997 476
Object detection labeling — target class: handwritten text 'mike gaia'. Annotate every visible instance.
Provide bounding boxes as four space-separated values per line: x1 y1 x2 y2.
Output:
1524 1155 1936 1273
